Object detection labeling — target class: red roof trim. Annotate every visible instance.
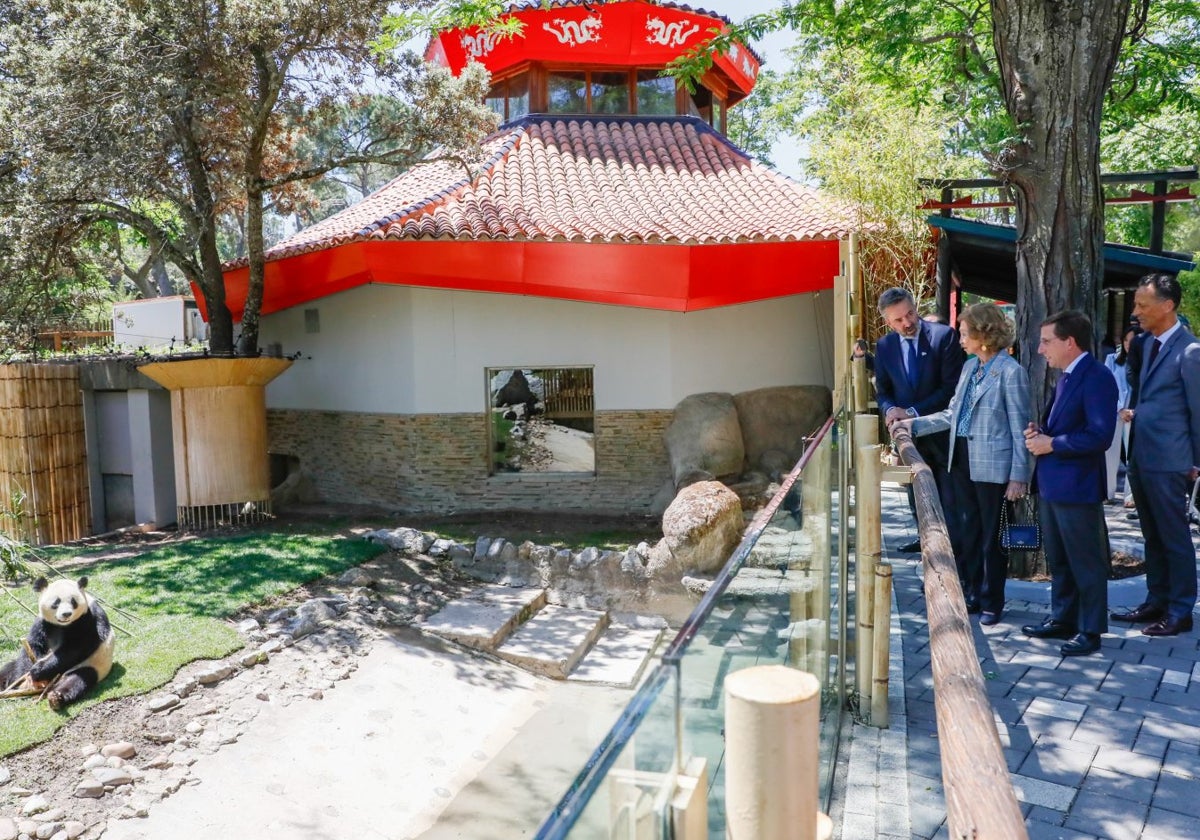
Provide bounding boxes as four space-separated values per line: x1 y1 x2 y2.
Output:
209 238 841 322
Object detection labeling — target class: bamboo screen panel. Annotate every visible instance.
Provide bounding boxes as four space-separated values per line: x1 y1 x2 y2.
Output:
534 367 594 420
0 364 90 545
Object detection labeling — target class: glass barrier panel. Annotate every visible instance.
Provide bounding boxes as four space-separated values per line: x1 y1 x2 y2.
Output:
538 665 681 840
667 422 843 833
536 412 846 839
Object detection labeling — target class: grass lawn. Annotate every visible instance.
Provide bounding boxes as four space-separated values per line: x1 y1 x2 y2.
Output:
0 530 384 757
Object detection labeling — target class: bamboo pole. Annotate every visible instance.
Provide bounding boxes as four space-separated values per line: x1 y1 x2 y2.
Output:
851 356 869 414
855 442 882 708
833 241 850 409
890 424 1027 839
871 563 893 727
803 431 833 684
724 666 832 840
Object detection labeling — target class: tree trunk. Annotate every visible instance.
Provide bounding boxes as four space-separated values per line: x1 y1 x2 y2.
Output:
152 254 172 297
175 107 235 356
991 0 1130 576
238 185 266 356
992 0 1130 416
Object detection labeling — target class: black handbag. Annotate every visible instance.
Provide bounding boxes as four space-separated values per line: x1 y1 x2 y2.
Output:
999 501 1041 551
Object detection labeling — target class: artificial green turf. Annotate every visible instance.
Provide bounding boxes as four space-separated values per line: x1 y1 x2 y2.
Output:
0 531 385 757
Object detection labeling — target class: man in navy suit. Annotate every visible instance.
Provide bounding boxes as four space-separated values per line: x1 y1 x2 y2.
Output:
874 288 965 553
1111 273 1200 636
1022 310 1117 656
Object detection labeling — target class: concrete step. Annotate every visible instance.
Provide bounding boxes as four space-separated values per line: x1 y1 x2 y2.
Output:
568 625 664 688
422 585 547 651
495 605 610 679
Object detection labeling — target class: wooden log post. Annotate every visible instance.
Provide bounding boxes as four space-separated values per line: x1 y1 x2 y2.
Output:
890 424 1027 839
725 665 833 840
855 440 882 709
871 563 893 727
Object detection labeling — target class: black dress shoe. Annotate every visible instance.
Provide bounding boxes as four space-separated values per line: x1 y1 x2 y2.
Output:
1022 619 1077 640
1110 602 1166 623
898 539 921 553
980 611 1002 626
1142 615 1195 637
965 598 982 615
1061 633 1101 657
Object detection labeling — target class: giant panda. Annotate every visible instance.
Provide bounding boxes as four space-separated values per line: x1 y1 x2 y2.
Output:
0 576 115 710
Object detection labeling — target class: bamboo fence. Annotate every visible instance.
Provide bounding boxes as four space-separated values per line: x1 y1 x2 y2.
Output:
535 367 594 421
0 364 91 545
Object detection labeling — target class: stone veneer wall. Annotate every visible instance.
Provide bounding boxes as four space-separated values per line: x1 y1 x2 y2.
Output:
267 409 673 514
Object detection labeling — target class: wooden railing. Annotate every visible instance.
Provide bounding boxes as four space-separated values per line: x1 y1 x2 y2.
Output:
889 424 1027 840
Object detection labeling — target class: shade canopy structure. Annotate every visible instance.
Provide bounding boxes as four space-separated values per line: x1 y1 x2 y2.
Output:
216 114 858 320
929 215 1197 302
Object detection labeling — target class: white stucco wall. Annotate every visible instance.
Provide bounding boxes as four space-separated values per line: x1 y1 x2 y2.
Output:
114 297 207 350
259 286 834 414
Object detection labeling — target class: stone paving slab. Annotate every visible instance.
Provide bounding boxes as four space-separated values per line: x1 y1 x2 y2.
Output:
869 481 1200 840
495 604 609 678
567 625 663 687
421 585 547 650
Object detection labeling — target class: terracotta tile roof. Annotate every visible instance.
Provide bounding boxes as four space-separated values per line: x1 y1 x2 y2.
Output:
259 115 857 265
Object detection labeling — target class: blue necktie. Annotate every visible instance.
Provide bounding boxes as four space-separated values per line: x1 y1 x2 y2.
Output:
905 338 919 388
1050 371 1069 419
1054 371 1070 402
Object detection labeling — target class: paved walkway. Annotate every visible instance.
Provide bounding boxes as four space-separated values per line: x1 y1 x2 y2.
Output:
844 483 1200 840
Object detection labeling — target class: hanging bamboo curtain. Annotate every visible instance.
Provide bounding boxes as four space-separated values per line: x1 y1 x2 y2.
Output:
0 364 91 545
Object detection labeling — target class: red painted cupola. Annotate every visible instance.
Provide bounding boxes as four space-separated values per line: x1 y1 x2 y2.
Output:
427 0 763 133
217 0 856 320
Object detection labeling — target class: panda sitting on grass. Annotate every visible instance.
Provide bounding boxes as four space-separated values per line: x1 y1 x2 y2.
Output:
0 577 115 710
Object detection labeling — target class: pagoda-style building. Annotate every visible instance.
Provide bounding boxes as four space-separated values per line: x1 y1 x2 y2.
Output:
222 0 857 516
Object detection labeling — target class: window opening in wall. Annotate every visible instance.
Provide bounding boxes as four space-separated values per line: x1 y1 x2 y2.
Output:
485 72 531 123
487 366 595 475
548 71 589 113
686 86 714 126
636 70 676 115
591 71 630 114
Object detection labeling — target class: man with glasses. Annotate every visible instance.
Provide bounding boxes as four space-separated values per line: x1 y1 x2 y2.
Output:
1023 311 1117 656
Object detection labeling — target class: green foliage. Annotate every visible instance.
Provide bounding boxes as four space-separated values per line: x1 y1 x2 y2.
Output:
0 531 385 756
382 1 531 47
0 0 498 355
684 1 1199 167
725 69 785 166
1179 269 1200 333
780 46 977 326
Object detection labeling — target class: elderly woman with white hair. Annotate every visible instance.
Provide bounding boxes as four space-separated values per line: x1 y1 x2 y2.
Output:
891 303 1033 625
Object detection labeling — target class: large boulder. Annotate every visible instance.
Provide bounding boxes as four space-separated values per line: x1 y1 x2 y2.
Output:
734 386 832 476
663 393 744 488
647 481 744 578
